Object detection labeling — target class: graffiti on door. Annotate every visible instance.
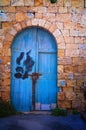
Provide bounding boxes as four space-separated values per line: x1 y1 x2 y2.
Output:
14 50 35 79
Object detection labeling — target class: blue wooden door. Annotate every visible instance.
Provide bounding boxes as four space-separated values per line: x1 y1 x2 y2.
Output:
11 27 57 112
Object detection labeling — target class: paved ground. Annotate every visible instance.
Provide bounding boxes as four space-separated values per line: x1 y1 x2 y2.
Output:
0 113 86 130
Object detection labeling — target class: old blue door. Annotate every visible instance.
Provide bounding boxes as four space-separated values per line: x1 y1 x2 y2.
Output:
11 27 57 112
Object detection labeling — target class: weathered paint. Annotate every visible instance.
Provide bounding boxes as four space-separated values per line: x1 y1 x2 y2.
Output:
11 27 57 112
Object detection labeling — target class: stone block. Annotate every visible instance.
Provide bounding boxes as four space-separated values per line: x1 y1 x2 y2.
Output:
59 7 68 13
72 57 78 65
61 29 69 36
14 23 22 31
0 65 4 72
66 49 79 57
78 44 86 50
63 87 74 93
72 0 84 8
2 78 10 86
58 65 64 73
58 100 72 109
34 0 43 6
65 92 76 100
64 36 74 44
78 65 85 73
64 21 75 30
5 33 13 42
3 7 16 13
16 13 28 22
5 62 11 72
25 0 34 6
67 80 76 87
16 7 27 12
64 65 73 73
79 50 86 58
72 100 82 110
11 0 24 6
3 48 11 56
58 49 64 57
35 13 43 19
49 24 57 33
58 92 65 100
58 57 72 65
1 91 10 100
58 80 66 87
9 27 17 36
0 13 15 22
48 6 58 13
76 79 83 87
0 0 10 6
44 21 52 30
56 22 63 30
38 19 46 27
56 14 71 22
2 22 15 30
43 13 55 22
64 0 71 7
75 37 84 44
20 21 27 29
68 72 73 80
70 30 79 36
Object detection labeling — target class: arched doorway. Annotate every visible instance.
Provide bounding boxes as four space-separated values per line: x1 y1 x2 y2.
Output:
11 26 57 112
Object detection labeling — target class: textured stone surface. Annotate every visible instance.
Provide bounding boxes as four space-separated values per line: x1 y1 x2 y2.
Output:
0 0 85 111
0 0 10 6
11 0 24 6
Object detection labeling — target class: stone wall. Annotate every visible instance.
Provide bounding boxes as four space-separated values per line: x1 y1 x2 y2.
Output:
0 0 86 111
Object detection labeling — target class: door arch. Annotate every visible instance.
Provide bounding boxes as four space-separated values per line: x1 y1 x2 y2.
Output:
11 26 57 112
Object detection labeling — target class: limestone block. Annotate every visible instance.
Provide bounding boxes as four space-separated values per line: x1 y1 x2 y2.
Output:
34 0 43 6
64 0 71 7
14 23 22 31
64 21 76 30
25 0 34 6
63 87 74 93
58 92 65 100
58 57 72 65
58 49 64 57
56 14 71 22
16 7 27 12
48 6 58 13
68 72 73 80
78 44 86 50
64 65 73 73
16 13 28 22
72 0 84 8
2 22 15 30
3 7 16 13
65 92 76 100
64 36 74 44
72 100 82 109
79 50 86 58
11 0 24 6
58 65 64 73
0 13 15 22
67 80 76 87
78 65 85 73
72 57 78 65
0 0 10 6
58 80 66 87
58 100 72 109
0 65 4 72
70 30 79 36
59 7 68 13
5 62 10 72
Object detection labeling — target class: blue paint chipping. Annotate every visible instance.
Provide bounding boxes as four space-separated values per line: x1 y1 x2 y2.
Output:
14 50 35 79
